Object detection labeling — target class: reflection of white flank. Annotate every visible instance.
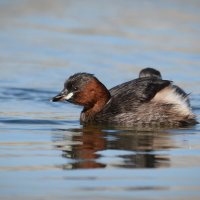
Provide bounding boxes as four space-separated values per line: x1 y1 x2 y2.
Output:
152 86 193 116
64 92 73 100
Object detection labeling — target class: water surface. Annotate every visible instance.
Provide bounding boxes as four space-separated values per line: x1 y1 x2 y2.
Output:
0 1 200 200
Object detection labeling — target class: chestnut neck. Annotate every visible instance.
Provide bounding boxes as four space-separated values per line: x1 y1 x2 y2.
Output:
80 80 111 123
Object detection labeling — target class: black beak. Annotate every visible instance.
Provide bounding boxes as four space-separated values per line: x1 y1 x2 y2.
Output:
51 89 67 102
51 89 74 102
51 92 64 102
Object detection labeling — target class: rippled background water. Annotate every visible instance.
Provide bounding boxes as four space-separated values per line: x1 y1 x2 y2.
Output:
0 0 200 199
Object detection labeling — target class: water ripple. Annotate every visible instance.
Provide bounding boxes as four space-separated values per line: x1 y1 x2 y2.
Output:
0 87 56 102
0 118 68 125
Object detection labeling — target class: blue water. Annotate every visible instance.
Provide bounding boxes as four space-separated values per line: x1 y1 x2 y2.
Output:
0 0 200 199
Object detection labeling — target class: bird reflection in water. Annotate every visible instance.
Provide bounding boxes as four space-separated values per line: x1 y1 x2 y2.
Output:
53 126 175 169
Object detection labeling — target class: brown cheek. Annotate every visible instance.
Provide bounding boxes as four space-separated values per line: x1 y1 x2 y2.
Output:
74 91 94 106
73 80 97 106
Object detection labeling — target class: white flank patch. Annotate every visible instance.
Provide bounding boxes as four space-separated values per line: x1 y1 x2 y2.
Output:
152 86 192 116
64 92 73 100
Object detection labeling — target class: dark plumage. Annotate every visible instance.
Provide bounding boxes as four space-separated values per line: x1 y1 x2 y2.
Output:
52 72 197 127
138 68 190 106
139 67 162 79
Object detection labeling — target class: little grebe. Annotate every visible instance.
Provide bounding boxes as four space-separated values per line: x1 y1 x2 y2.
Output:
138 68 190 106
51 72 197 127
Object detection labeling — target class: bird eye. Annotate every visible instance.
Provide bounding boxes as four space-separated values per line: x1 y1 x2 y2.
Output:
73 86 78 91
